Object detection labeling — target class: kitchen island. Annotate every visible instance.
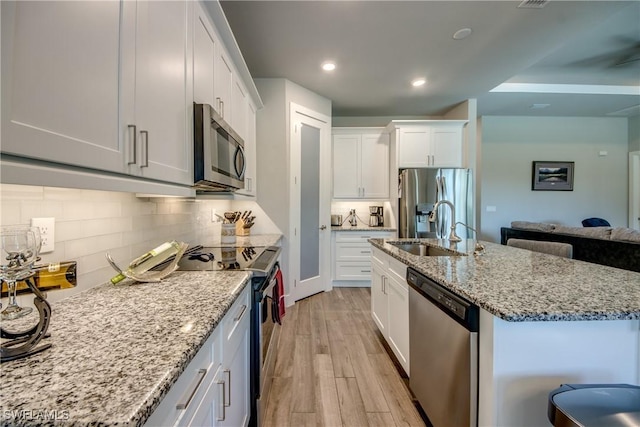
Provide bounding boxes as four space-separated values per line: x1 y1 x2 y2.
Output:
369 238 640 427
0 270 251 427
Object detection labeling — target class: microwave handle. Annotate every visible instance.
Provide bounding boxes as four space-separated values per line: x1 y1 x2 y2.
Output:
234 145 246 178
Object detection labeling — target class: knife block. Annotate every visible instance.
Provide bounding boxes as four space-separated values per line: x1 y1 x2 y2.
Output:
236 219 251 236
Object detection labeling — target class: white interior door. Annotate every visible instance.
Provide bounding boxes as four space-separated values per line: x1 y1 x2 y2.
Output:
290 103 331 301
630 151 640 230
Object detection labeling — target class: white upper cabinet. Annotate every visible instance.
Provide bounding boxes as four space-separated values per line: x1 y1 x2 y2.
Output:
214 47 233 121
235 101 256 197
231 79 248 140
2 0 193 186
332 128 389 199
193 2 217 107
390 121 467 168
1 1 124 172
129 0 193 185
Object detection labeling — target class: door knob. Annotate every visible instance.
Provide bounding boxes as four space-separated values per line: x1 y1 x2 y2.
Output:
319 225 327 230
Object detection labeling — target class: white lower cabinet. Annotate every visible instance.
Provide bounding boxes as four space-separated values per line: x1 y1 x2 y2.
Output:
370 247 410 375
145 285 250 427
332 231 395 282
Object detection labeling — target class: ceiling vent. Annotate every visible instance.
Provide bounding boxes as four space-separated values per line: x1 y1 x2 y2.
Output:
518 0 549 9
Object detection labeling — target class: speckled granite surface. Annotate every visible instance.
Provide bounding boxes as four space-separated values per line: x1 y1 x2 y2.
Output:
370 238 640 322
331 226 396 232
0 270 251 427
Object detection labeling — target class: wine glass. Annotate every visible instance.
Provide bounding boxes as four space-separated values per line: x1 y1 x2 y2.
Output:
1 227 38 320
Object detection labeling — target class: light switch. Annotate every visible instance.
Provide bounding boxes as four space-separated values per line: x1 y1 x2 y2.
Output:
486 206 497 212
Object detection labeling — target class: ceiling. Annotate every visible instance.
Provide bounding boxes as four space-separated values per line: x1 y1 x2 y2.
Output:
219 0 640 118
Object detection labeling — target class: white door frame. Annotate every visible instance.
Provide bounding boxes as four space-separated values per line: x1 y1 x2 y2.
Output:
630 151 640 230
289 102 331 302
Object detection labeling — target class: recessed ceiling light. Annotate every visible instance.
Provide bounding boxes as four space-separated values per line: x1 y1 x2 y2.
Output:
453 28 472 40
321 62 336 71
412 78 426 87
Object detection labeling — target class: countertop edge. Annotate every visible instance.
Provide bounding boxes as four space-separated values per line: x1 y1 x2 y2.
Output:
134 274 252 427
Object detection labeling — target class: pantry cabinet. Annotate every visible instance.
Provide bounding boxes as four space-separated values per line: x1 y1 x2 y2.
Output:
332 128 389 199
371 247 410 375
1 0 193 186
388 120 467 168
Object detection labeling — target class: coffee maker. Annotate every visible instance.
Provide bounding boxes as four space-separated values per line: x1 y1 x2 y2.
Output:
369 206 384 227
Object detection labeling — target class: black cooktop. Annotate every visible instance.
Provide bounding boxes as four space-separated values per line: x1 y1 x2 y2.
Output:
177 245 280 277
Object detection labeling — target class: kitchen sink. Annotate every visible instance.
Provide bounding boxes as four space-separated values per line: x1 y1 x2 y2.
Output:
388 242 462 257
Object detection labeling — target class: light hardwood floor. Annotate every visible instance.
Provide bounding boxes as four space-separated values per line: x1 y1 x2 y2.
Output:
263 287 427 427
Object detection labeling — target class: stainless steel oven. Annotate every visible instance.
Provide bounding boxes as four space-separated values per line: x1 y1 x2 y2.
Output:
174 245 281 427
250 260 282 427
193 103 245 191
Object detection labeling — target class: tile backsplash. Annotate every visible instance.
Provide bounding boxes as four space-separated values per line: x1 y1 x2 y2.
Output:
0 184 278 304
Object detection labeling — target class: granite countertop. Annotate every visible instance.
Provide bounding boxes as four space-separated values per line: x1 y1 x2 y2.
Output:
0 270 251 427
370 238 640 322
331 225 396 232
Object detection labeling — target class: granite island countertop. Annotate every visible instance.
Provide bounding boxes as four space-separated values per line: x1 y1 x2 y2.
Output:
0 270 251 427
370 238 640 322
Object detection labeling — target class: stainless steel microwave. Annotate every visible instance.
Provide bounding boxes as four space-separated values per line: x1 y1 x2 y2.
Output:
194 103 245 191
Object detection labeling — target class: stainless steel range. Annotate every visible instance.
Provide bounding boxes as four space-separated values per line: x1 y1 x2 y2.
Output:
176 245 282 427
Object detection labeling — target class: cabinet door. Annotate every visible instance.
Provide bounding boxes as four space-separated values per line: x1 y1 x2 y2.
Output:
431 126 463 168
370 255 388 336
1 1 125 172
220 323 250 427
398 128 430 168
236 102 256 196
134 1 193 185
332 134 360 198
231 79 247 140
186 365 224 427
360 133 389 198
194 3 216 106
386 274 410 375
215 46 233 120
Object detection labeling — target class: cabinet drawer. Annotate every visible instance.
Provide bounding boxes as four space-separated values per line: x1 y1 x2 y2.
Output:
335 262 372 280
336 243 372 261
222 285 250 361
335 231 394 243
145 328 221 427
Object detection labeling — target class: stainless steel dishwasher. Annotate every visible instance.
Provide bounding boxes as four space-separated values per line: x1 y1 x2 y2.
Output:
407 267 479 427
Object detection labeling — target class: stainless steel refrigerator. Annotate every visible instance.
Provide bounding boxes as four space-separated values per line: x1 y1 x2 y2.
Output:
399 168 474 239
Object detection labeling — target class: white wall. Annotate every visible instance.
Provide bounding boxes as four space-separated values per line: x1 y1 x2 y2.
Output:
0 184 278 306
480 116 628 242
630 115 640 152
254 78 331 303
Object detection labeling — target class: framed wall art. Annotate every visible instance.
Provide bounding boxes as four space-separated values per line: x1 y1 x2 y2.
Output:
532 161 574 191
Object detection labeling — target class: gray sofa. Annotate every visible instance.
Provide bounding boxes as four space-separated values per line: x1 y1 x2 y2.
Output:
500 222 640 273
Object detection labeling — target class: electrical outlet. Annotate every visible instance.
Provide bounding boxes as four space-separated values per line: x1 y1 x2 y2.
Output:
31 217 55 253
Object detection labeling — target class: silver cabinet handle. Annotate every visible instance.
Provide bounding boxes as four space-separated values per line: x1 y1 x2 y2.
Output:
360 236 371 239
320 225 327 230
216 97 222 115
140 130 149 168
127 125 137 165
233 304 247 322
217 379 226 421
220 100 225 118
246 177 252 192
176 368 207 410
361 270 371 273
360 250 371 254
224 369 231 407
382 276 385 294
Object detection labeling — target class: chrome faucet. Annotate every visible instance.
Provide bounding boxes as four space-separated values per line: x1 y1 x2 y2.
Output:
428 200 462 242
